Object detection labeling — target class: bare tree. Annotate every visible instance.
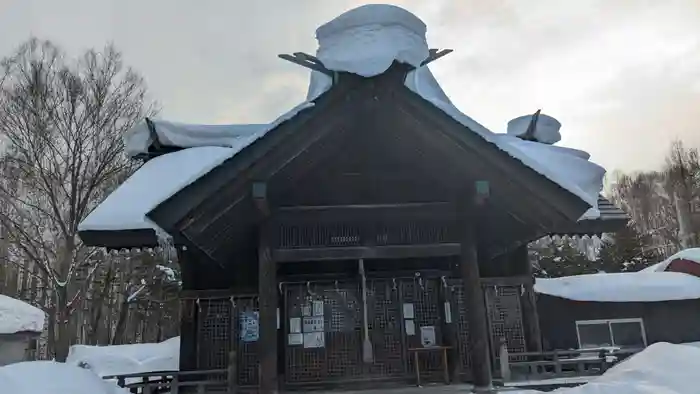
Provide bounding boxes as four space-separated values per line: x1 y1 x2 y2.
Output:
0 38 155 360
664 141 700 248
610 141 700 257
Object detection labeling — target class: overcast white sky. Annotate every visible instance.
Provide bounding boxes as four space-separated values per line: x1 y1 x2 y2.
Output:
1 0 699 174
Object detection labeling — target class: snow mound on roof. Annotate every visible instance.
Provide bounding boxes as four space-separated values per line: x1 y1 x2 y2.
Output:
80 147 235 231
507 113 562 145
0 295 45 334
405 66 604 209
315 4 429 77
67 337 179 377
0 361 127 394
561 342 700 394
641 248 700 272
535 271 700 302
123 120 267 158
123 100 314 159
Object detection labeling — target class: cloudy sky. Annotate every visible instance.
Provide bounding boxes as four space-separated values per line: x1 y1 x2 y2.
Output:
1 0 699 174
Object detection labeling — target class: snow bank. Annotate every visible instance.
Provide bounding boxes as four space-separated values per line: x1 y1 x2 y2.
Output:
66 337 180 377
556 342 700 394
535 271 700 302
0 361 127 394
0 295 45 334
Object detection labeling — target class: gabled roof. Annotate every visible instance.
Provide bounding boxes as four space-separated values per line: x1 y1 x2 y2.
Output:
78 67 615 249
78 4 622 250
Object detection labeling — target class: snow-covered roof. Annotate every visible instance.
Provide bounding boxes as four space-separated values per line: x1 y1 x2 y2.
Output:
404 64 603 210
80 147 236 231
641 248 700 273
81 4 607 234
0 295 45 334
535 271 700 302
81 102 315 232
317 4 604 209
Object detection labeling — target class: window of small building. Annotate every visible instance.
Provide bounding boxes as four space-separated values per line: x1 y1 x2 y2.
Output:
575 318 647 350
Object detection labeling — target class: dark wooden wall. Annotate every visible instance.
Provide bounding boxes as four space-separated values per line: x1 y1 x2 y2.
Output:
181 246 258 293
538 294 700 350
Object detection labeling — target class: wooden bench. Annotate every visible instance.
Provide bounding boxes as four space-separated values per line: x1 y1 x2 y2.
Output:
102 351 242 394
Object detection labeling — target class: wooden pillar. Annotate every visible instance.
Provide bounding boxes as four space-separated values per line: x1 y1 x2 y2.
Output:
517 245 543 352
459 183 492 391
177 248 198 372
258 221 278 394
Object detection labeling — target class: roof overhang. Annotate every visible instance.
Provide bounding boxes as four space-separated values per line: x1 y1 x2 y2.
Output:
551 196 630 236
79 228 186 250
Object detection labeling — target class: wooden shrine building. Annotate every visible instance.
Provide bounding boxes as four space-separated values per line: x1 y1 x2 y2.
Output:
78 5 628 393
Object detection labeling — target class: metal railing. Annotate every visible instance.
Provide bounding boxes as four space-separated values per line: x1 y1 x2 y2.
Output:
497 345 641 384
103 351 242 394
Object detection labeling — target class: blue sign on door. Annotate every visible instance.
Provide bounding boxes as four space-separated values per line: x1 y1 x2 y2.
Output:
240 311 259 342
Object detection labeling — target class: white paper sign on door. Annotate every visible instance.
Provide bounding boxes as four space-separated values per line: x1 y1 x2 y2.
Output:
403 303 415 319
301 304 311 317
303 332 325 348
289 317 301 333
420 326 436 347
312 300 324 316
303 316 324 332
405 319 416 336
288 333 303 345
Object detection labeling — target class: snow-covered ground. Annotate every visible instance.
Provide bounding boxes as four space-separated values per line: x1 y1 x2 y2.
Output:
0 361 127 394
546 342 700 393
66 336 180 377
1 341 698 393
0 294 45 334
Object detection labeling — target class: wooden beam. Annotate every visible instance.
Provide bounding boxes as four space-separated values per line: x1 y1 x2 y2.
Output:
515 245 543 352
273 243 461 262
458 187 493 390
421 48 454 67
177 248 198 373
258 221 278 394
278 52 334 77
480 275 532 287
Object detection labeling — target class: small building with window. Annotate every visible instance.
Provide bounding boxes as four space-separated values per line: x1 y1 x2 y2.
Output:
536 249 700 351
0 295 45 366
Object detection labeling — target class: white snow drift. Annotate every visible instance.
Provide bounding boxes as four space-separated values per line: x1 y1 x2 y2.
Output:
66 336 180 377
0 361 127 394
553 342 700 394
